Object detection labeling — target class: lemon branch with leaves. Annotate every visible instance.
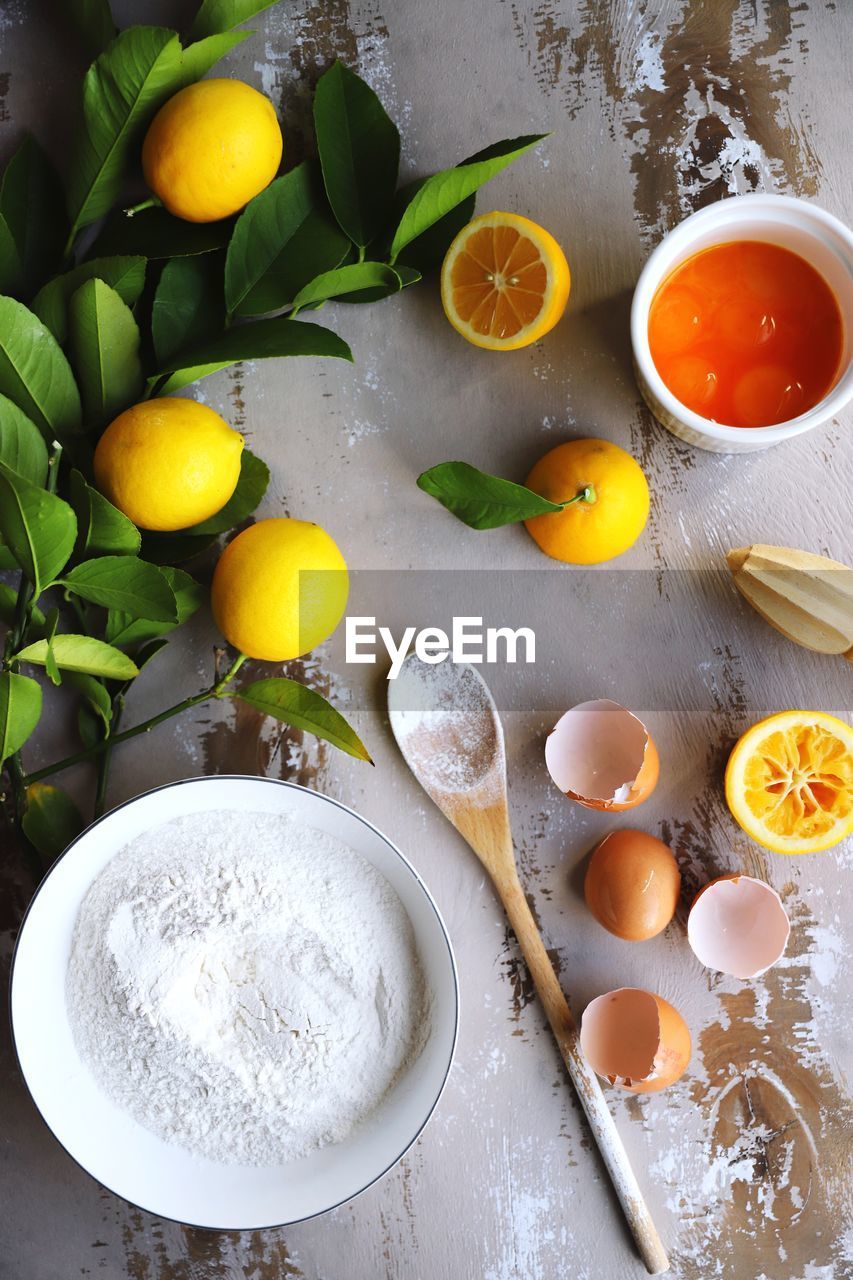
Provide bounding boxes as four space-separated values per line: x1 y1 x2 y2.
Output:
0 0 544 868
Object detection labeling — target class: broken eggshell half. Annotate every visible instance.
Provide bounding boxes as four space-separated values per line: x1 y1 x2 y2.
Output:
545 699 659 810
579 987 691 1093
687 874 790 979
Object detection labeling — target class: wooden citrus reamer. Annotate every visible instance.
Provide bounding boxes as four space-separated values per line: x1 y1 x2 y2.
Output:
727 543 853 661
389 656 670 1276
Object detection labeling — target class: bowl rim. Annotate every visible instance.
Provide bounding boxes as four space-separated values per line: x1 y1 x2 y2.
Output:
630 192 853 444
9 774 460 1231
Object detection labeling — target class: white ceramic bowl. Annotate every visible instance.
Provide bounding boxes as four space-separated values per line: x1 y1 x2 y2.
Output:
631 194 853 453
11 776 459 1230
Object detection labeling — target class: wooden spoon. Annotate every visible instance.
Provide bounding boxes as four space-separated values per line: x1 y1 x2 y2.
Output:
388 654 669 1276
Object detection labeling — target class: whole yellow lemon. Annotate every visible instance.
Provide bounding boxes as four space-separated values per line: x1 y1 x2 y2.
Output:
93 398 244 532
524 438 649 564
211 518 349 661
142 78 283 222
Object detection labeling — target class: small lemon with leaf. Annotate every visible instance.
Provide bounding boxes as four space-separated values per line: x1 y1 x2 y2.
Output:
417 438 649 564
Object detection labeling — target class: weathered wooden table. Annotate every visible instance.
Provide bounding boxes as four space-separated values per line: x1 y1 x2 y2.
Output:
2 2 851 1277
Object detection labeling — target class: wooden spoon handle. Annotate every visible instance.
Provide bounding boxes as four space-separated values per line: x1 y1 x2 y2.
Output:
500 875 670 1276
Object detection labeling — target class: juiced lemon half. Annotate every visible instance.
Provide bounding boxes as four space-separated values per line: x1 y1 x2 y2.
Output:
725 710 853 855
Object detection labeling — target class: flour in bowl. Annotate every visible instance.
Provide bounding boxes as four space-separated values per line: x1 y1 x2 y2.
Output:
66 810 430 1166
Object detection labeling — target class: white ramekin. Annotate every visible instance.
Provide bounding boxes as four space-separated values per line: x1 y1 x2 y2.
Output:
630 194 853 453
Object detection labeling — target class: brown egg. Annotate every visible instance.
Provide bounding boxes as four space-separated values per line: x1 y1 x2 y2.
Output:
580 987 691 1093
584 829 681 941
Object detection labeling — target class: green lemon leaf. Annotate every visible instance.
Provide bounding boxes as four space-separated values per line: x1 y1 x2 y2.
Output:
67 0 116 55
93 205 232 259
156 317 353 375
23 783 85 862
59 556 178 621
225 164 350 317
395 189 475 272
148 363 232 396
392 265 422 287
417 460 565 529
68 469 141 558
66 671 112 728
0 544 16 569
177 30 252 83
16 634 139 679
186 448 269 534
66 27 184 241
292 262 401 310
331 263 419 304
0 396 49 485
134 637 170 670
0 135 67 298
105 565 204 649
159 567 205 621
0 585 45 633
68 278 143 428
139 530 217 564
152 254 225 366
390 134 546 260
0 462 77 592
0 670 42 764
236 677 372 762
314 62 400 248
45 647 62 686
32 256 146 346
0 297 82 438
77 700 106 749
190 0 278 39
42 606 62 686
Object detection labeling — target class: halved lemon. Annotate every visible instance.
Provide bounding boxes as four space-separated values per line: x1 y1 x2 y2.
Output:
440 211 570 351
725 710 853 855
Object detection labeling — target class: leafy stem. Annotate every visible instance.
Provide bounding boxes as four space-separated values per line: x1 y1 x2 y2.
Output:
6 575 31 660
6 445 61 655
1 442 66 832
46 443 62 494
61 227 78 264
93 691 124 819
566 484 597 507
23 653 248 785
124 196 160 218
142 373 171 400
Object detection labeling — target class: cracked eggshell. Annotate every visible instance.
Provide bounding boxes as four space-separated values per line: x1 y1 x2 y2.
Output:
544 699 659 811
687 874 790 979
580 987 691 1094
